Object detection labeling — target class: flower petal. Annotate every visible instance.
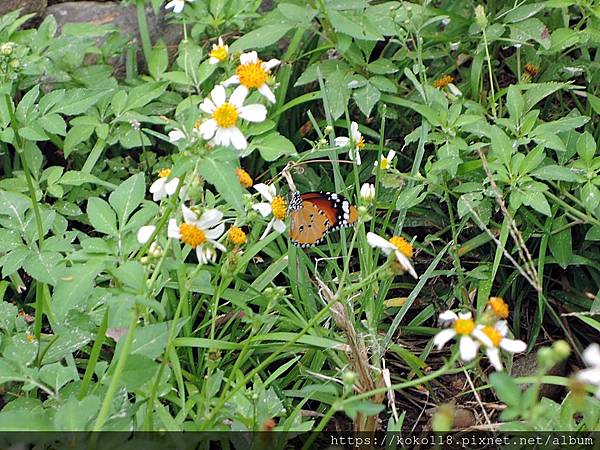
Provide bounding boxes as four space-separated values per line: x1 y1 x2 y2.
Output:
228 126 247 150
209 56 219 65
258 84 276 103
164 177 179 196
457 311 473 320
486 347 503 371
273 219 286 233
366 232 395 255
199 119 218 140
214 127 231 146
239 103 267 122
577 368 600 385
222 75 239 87
262 58 280 70
167 219 180 239
197 209 223 229
386 149 396 162
500 338 527 354
181 205 198 224
137 225 156 244
200 98 216 114
395 250 418 279
254 183 274 202
439 310 458 322
168 129 186 142
259 218 275 240
472 327 494 348
205 223 225 240
334 136 350 147
230 85 248 108
211 84 226 106
459 336 479 361
583 343 600 368
239 51 258 65
149 178 166 194
252 202 272 217
433 328 456 349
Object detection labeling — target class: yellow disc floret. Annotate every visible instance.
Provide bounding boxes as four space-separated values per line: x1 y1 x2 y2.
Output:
210 45 228 62
488 297 509 319
158 168 171 178
236 168 253 188
433 74 454 89
482 325 503 347
453 318 475 335
357 136 365 149
236 60 268 89
228 226 247 245
271 196 287 220
212 102 238 128
179 223 206 248
389 236 413 258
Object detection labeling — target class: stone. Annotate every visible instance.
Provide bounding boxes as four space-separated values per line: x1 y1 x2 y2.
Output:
45 1 183 75
0 0 47 19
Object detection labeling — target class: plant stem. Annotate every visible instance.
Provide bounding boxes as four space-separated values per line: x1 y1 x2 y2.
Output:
135 0 153 68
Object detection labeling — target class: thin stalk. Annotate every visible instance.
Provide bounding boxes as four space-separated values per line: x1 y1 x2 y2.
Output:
482 28 497 119
78 308 109 399
135 0 153 69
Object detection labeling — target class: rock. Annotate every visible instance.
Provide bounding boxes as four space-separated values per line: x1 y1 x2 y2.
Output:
45 1 183 75
511 352 566 400
1 0 47 19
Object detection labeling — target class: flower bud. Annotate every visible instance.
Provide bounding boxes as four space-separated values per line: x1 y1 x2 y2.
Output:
360 183 375 203
1 42 14 56
475 5 488 28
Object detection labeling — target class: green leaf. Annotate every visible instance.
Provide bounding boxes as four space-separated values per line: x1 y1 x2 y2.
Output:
230 23 293 52
53 262 104 321
114 354 159 390
503 3 545 23
581 182 600 212
63 125 94 157
549 215 572 269
39 362 74 392
198 154 245 214
251 132 296 161
277 3 316 24
576 131 596 165
531 116 589 137
38 113 67 136
108 173 145 226
0 189 31 219
396 185 426 210
490 126 515 167
114 261 145 292
353 82 381 117
506 85 524 121
125 82 168 111
325 67 350 120
509 18 551 49
344 400 385 421
54 395 100 430
22 251 62 285
366 58 398 74
522 190 551 216
87 197 118 235
328 10 382 40
585 225 600 241
50 89 112 116
490 372 521 407
0 409 53 431
148 41 168 80
531 165 579 182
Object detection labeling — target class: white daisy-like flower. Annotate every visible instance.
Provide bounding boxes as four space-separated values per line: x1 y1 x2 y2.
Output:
433 311 483 362
252 183 287 240
165 0 194 14
209 37 229 64
222 51 280 103
198 85 266 150
473 320 527 371
375 150 396 170
577 343 600 398
334 121 364 165
137 225 156 244
149 168 179 201
360 183 375 202
168 129 185 143
366 232 418 279
167 205 226 265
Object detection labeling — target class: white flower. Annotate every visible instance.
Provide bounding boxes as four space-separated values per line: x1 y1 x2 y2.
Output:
473 321 527 371
168 129 186 143
149 169 179 201
209 37 229 64
375 150 396 170
433 311 481 362
577 343 600 398
222 51 280 103
165 0 194 13
167 205 226 265
366 232 418 279
199 85 266 150
137 225 156 244
334 121 364 165
360 183 375 202
252 183 286 240
448 82 462 97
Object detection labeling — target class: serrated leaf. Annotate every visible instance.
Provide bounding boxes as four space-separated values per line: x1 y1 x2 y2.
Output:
510 18 551 49
108 173 145 226
230 23 293 52
22 251 62 285
50 89 111 116
87 197 117 235
198 155 244 213
251 132 296 161
531 165 579 182
353 82 381 117
53 262 104 321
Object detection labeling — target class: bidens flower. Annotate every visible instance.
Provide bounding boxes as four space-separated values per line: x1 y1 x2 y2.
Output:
375 150 396 170
165 0 194 14
236 168 253 188
577 343 600 398
137 225 157 244
168 128 185 143
223 51 280 103
366 232 417 279
474 321 526 371
252 183 287 240
209 37 228 64
335 121 364 165
150 169 179 201
168 206 226 265
199 85 266 150
433 311 480 362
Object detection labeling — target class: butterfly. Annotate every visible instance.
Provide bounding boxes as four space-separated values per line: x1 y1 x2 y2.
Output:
288 191 358 247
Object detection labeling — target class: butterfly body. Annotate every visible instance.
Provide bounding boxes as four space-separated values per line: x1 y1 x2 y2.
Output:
288 191 358 247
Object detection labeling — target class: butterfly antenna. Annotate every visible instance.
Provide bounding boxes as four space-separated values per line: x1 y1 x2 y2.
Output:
281 162 297 192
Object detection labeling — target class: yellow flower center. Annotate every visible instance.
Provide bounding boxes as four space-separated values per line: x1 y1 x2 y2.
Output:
212 102 238 128
433 74 454 89
236 60 268 89
453 318 475 335
488 297 509 319
158 168 171 178
357 136 365 149
210 45 228 62
271 196 287 220
179 223 206 248
389 236 413 258
482 325 503 347
26 333 35 342
228 226 247 245
523 63 539 77
236 168 253 188
379 157 390 170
